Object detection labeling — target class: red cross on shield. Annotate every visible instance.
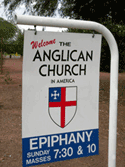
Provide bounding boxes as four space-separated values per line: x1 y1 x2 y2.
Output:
49 86 77 128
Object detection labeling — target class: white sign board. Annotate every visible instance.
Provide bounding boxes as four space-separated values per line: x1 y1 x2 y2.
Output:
22 31 102 167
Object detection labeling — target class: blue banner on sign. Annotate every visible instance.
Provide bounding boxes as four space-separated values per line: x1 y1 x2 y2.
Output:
22 129 99 167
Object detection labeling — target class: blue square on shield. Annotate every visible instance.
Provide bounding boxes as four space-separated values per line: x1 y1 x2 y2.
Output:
49 87 61 102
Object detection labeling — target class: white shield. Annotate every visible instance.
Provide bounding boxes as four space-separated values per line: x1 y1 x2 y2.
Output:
49 86 77 128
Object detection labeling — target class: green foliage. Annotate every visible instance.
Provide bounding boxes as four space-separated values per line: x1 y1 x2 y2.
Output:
60 0 125 72
59 0 125 73
3 0 58 17
101 21 125 72
2 0 125 24
0 17 17 39
0 17 24 55
59 0 125 24
2 0 125 72
11 30 24 55
65 20 125 72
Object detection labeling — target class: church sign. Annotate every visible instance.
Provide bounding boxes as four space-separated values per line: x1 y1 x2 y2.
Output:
22 30 102 167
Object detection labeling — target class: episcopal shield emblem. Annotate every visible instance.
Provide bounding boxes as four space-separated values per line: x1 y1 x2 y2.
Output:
49 86 77 128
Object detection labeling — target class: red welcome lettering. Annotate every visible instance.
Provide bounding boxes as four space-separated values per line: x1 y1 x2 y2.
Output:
30 39 56 49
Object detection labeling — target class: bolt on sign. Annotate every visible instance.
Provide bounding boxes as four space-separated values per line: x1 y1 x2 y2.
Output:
22 31 102 167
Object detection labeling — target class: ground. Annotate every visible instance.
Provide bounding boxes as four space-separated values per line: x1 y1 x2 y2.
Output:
0 58 125 167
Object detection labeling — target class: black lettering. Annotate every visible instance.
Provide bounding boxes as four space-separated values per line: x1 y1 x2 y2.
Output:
59 42 63 46
33 50 42 61
72 64 78 75
79 64 86 75
48 65 55 76
77 51 85 61
43 50 51 61
39 65 47 76
57 65 64 76
67 42 71 47
59 42 71 46
86 51 93 61
61 50 66 61
70 50 77 61
67 50 70 61
65 65 72 76
52 50 60 61
51 79 55 83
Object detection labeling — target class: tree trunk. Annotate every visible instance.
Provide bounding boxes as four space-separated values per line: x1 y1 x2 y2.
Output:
0 37 3 74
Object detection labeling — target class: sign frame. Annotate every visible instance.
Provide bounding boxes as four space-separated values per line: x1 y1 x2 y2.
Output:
15 15 119 167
